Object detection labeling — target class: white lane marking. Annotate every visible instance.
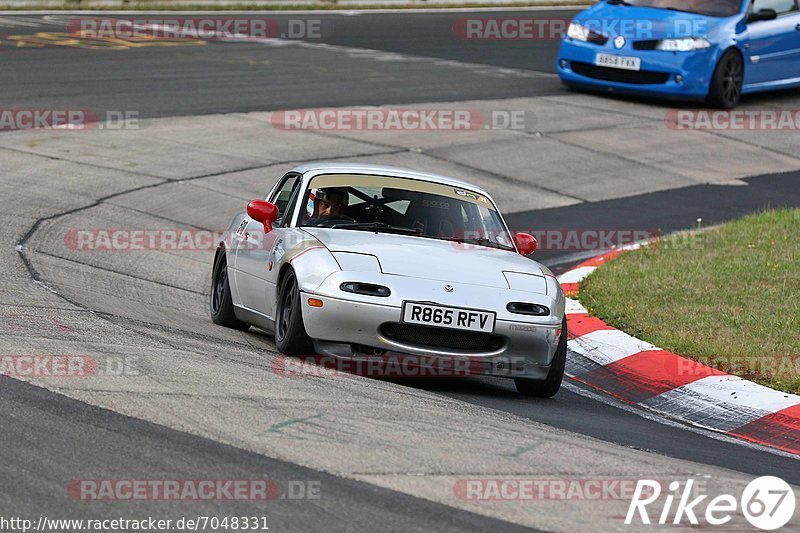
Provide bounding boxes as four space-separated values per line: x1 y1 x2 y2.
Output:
42 14 95 25
556 265 596 284
565 297 587 315
20 13 559 82
568 329 660 365
642 375 800 432
0 16 42 28
563 379 800 460
254 39 557 79
42 15 72 23
685 375 800 412
88 21 554 80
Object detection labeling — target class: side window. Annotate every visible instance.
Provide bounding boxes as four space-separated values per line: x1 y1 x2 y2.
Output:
752 0 797 14
269 174 301 224
278 180 303 227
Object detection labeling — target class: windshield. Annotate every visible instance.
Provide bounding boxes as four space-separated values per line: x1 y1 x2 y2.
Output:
610 0 742 17
298 173 515 251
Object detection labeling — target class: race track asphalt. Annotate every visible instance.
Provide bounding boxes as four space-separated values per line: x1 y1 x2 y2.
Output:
2 10 799 531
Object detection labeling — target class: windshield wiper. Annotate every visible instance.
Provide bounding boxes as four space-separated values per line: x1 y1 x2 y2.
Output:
332 221 423 235
451 237 512 251
606 0 632 5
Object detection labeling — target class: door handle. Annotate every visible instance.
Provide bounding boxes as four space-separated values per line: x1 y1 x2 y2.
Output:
795 23 800 31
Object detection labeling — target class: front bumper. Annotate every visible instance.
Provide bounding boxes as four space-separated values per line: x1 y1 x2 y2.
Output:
556 37 717 99
300 276 564 381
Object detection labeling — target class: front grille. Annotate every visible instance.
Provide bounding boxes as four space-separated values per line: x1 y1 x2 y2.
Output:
633 40 659 50
571 61 670 85
380 323 504 353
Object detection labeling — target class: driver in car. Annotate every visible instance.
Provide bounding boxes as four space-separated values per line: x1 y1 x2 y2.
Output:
305 188 351 226
317 188 348 218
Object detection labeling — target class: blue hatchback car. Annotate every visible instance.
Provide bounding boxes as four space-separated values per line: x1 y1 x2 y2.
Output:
557 0 800 108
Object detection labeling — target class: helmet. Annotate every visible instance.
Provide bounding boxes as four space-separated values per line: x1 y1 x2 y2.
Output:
315 188 349 206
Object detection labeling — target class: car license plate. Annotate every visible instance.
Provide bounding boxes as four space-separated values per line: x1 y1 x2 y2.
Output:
594 53 641 71
402 302 495 333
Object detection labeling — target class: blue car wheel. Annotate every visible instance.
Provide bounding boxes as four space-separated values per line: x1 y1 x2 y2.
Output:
706 49 744 109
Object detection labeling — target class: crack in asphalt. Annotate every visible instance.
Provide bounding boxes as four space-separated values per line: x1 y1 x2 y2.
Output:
9 105 800 502
33 250 208 295
423 148 587 202
268 414 326 434
0 144 169 180
539 95 800 165
278 108 588 203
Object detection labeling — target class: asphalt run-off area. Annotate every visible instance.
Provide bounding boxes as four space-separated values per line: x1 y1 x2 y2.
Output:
1 8 800 532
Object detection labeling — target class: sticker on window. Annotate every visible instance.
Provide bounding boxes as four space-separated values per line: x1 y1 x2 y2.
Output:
454 189 488 203
306 189 316 217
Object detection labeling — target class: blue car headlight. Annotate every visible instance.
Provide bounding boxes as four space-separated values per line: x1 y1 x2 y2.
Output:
656 38 711 52
567 22 590 41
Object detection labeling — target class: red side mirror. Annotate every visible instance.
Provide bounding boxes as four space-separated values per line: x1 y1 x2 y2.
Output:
513 232 537 256
247 200 279 233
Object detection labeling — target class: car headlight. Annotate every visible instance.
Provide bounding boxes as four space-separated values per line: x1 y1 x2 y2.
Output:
567 22 589 42
656 38 711 52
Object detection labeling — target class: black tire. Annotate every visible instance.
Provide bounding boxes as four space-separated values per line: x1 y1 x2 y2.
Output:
515 317 567 398
706 49 743 109
275 269 314 355
210 249 249 331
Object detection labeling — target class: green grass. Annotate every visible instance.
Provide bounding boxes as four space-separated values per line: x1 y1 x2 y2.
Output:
579 208 800 394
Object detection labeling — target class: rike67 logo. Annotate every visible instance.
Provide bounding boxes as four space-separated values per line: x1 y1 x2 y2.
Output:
626 476 796 530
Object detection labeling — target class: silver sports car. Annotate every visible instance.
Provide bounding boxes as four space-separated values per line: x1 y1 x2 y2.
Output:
210 163 567 396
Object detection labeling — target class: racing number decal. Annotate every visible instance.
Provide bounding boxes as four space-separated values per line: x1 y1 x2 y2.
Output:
235 219 249 237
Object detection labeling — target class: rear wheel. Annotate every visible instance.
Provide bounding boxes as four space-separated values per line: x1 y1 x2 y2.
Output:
210 249 249 331
275 269 314 355
515 318 567 398
706 49 743 109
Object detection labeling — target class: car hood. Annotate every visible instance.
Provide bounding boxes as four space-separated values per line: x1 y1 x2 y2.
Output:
575 4 726 40
302 228 544 289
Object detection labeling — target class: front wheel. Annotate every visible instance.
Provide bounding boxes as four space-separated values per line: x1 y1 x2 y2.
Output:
210 249 249 331
706 49 743 109
515 317 567 398
275 270 314 355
